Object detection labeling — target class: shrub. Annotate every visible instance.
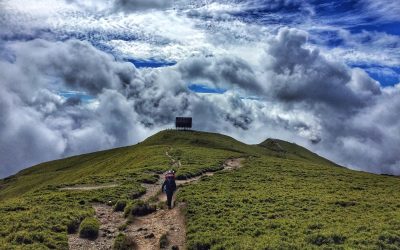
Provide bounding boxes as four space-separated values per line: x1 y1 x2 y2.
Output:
67 218 81 234
159 233 168 249
139 174 159 184
118 223 128 231
378 232 400 247
131 201 156 216
113 233 137 250
114 200 127 212
124 203 133 218
334 201 357 207
307 223 323 230
79 217 100 239
13 231 33 244
307 233 346 246
130 190 146 199
189 242 211 250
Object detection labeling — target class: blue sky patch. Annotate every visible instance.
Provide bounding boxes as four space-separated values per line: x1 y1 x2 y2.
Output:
127 59 176 68
58 91 95 103
352 64 400 86
188 84 226 94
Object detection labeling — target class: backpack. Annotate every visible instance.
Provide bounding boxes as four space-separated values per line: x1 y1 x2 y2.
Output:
163 177 176 192
165 172 175 180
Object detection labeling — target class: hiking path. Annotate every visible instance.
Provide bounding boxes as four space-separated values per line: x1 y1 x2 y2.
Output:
67 150 244 250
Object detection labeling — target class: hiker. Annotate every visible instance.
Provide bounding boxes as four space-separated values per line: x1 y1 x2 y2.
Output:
162 170 177 209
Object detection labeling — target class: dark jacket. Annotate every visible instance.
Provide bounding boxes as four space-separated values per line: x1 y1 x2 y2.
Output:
162 178 176 194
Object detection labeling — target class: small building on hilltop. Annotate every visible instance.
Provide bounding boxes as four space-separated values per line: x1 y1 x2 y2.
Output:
175 117 192 130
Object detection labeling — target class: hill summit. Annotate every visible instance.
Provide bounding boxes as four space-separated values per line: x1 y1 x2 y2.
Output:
1 130 399 249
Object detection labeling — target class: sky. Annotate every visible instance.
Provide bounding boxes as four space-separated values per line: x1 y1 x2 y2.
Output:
0 0 399 178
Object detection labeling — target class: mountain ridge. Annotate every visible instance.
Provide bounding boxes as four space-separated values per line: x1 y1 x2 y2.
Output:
1 129 399 249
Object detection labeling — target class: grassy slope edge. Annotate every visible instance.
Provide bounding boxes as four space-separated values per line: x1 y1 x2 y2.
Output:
0 130 399 249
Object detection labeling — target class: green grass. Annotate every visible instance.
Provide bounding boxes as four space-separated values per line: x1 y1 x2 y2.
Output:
1 129 399 249
178 157 400 249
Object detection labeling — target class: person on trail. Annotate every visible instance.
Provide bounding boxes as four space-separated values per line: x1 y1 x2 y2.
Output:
162 170 177 209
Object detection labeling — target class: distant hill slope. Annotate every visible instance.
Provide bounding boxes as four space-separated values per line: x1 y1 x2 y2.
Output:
259 138 340 167
142 130 339 167
1 130 399 249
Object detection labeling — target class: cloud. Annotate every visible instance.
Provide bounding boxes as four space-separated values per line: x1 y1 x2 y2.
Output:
113 0 174 12
245 0 305 12
261 28 380 113
178 55 263 94
0 39 235 177
64 0 175 13
1 26 400 178
0 39 148 177
362 0 400 22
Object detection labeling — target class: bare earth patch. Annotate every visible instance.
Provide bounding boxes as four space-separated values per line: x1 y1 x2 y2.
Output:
68 204 125 250
139 176 163 201
126 202 186 250
223 158 244 171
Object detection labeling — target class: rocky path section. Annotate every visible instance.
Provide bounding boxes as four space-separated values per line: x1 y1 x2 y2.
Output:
68 204 125 250
67 155 244 250
125 157 244 250
126 202 186 250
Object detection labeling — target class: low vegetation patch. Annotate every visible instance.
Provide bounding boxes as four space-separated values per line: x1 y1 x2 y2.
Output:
307 233 346 245
79 217 100 239
114 200 127 212
113 233 137 250
159 233 169 249
130 200 156 216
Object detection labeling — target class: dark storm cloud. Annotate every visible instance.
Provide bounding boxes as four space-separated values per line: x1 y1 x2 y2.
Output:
9 39 136 95
245 0 305 12
263 28 380 110
113 0 174 12
178 55 263 94
65 0 174 12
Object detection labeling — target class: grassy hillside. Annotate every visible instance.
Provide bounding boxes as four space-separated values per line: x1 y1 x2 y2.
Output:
259 138 340 167
179 158 400 249
0 130 399 249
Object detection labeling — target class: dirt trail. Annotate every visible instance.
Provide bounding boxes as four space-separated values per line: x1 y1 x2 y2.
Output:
68 155 244 250
60 184 118 191
126 157 244 250
126 201 186 250
165 148 182 168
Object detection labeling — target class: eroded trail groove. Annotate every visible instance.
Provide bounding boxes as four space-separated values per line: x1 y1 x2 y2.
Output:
125 156 244 250
68 155 244 250
165 147 182 168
